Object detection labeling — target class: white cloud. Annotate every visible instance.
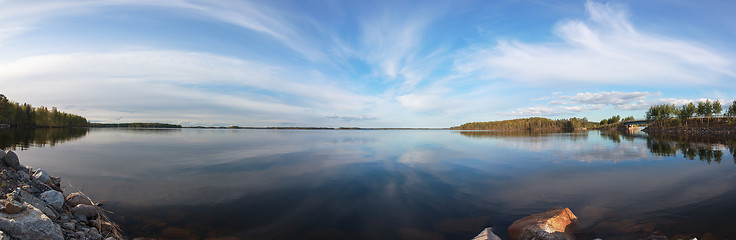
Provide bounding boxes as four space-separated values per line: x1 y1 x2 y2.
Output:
560 104 605 112
0 0 328 60
0 50 378 125
564 91 652 105
454 0 735 86
502 107 564 117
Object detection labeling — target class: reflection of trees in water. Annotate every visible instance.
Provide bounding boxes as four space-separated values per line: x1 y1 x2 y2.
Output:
644 133 736 164
0 128 89 150
599 129 648 143
457 130 588 140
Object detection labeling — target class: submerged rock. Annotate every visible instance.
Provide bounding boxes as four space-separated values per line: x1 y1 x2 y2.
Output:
71 204 99 219
0 202 64 240
508 207 578 240
472 227 502 240
90 219 116 235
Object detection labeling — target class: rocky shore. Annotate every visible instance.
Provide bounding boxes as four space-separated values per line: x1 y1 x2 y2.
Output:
0 150 123 240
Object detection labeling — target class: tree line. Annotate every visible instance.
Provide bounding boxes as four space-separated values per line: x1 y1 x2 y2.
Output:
0 94 89 127
646 99 736 122
89 123 182 128
451 117 597 130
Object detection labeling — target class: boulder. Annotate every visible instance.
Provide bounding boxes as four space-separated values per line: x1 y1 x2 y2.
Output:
0 202 64 240
15 188 59 220
472 227 502 240
71 204 99 219
508 207 578 240
66 192 93 207
2 151 20 169
33 169 52 184
0 151 5 162
40 190 65 211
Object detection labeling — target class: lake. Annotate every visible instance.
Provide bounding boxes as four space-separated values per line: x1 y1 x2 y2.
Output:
2 128 736 239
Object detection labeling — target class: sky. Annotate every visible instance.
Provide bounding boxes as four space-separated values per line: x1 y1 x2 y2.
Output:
0 0 734 127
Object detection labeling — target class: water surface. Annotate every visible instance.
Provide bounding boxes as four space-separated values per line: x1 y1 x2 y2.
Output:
2 128 736 239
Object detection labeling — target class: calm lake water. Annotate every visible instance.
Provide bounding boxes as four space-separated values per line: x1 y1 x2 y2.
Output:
2 128 736 239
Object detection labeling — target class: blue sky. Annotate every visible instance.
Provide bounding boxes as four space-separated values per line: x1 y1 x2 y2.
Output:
0 0 734 127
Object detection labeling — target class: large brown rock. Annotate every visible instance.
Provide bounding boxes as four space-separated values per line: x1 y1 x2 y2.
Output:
66 192 93 207
2 200 25 214
508 207 577 240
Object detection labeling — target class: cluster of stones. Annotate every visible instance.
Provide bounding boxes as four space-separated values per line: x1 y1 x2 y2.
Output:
0 150 122 240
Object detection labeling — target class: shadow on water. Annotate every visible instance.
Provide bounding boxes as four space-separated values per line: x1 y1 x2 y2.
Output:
0 127 89 150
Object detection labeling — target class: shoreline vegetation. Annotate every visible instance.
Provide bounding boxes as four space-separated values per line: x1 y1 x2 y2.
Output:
449 116 631 131
0 95 88 128
643 99 736 137
3 94 735 135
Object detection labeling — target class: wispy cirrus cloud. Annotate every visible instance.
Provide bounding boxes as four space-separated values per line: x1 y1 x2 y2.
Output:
0 0 329 61
454 0 735 86
0 50 378 125
502 107 565 117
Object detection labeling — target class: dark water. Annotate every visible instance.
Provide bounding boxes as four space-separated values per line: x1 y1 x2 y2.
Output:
2 128 736 240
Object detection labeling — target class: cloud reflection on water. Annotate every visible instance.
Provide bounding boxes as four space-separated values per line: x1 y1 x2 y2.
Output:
11 128 736 239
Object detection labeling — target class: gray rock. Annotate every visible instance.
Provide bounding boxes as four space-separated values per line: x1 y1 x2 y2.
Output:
66 192 93 207
105 237 116 240
75 231 86 239
73 213 88 223
33 169 52 184
40 190 64 211
0 202 64 240
71 204 98 219
62 222 76 230
18 171 29 181
15 188 59 220
2 151 20 169
0 151 5 162
88 227 102 240
472 227 502 240
0 230 9 240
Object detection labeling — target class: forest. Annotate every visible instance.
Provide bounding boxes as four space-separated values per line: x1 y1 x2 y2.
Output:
90 123 182 128
450 117 598 130
0 94 89 127
646 99 736 121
